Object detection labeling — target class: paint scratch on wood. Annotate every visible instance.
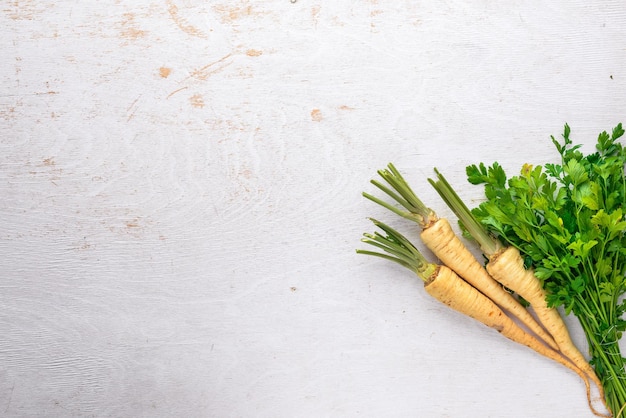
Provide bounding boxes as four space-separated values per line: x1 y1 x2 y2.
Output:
159 67 172 78
311 109 323 122
127 96 141 121
190 94 205 108
166 86 188 99
186 54 233 81
212 4 253 23
4 0 37 20
119 13 147 40
166 0 208 38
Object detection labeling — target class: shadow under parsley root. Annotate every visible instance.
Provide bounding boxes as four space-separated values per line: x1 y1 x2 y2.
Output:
430 168 608 416
357 219 599 416
465 123 626 417
363 163 558 352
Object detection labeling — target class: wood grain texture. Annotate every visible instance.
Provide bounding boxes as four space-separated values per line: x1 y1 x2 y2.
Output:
1 1 625 417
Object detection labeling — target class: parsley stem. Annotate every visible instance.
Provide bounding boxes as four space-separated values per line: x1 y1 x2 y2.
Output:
363 163 438 228
428 169 500 257
357 218 438 281
577 305 626 408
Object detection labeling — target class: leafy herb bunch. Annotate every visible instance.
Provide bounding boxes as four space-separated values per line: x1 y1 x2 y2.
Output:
467 124 626 415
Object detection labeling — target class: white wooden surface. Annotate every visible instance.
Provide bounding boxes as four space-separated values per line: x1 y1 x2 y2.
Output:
2 1 625 417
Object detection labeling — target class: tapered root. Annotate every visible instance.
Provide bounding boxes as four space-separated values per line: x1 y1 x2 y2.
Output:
487 247 608 416
421 218 558 350
424 264 608 417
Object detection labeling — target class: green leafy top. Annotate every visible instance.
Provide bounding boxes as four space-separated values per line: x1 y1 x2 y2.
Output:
467 124 626 413
362 163 438 229
468 124 626 316
357 218 438 282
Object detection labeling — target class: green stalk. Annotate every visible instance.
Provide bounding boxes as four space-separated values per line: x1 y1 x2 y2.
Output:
363 163 438 229
576 302 626 416
357 218 438 282
428 168 500 257
573 236 626 415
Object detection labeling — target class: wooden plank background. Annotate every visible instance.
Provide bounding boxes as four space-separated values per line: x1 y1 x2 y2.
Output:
1 1 625 417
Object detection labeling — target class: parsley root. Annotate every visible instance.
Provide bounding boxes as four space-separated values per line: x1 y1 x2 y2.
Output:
430 169 607 415
363 164 557 351
357 219 600 415
489 247 604 396
420 217 558 350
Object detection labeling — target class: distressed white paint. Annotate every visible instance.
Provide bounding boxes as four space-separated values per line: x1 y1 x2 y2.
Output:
1 1 625 417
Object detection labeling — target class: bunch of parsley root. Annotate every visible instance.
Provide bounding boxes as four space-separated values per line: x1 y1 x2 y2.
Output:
359 124 626 417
